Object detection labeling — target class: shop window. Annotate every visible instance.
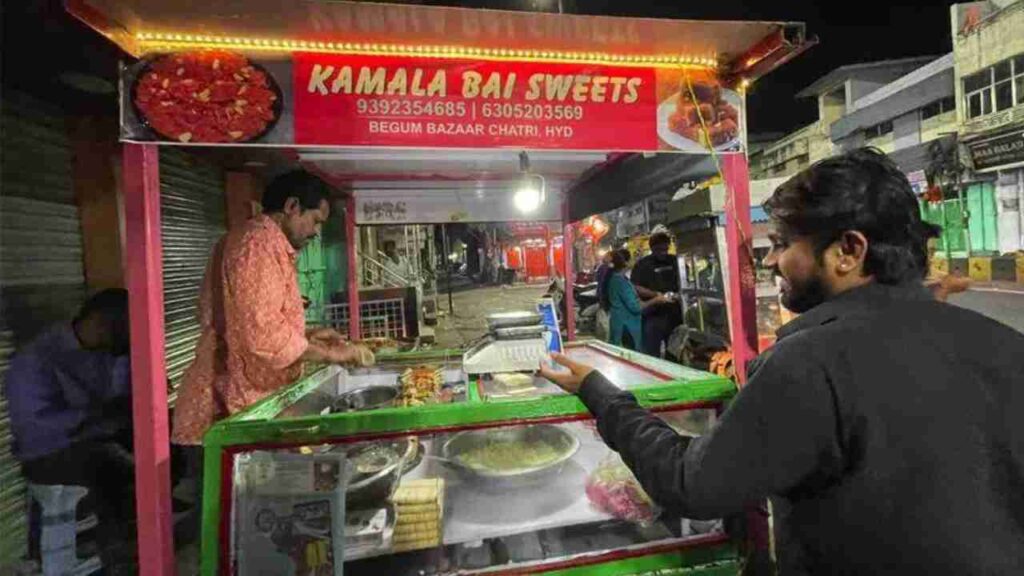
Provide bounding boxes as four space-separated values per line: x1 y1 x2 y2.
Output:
996 79 1014 111
864 120 893 139
1017 55 1024 106
921 96 956 120
964 70 989 93
995 60 1012 83
964 53 1024 118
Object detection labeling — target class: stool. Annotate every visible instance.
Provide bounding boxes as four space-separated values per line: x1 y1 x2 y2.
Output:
27 484 103 576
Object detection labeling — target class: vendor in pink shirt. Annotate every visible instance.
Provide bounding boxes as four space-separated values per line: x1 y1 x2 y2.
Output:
172 171 371 448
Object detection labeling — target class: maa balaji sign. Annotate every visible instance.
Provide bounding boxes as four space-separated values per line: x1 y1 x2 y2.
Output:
121 49 745 154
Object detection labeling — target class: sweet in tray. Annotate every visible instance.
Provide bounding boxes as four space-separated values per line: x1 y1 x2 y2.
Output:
398 365 447 407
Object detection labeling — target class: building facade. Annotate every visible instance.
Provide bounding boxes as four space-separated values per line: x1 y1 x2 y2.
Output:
750 57 935 179
828 54 978 257
953 0 1024 262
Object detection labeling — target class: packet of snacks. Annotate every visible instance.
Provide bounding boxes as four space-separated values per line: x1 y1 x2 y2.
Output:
584 452 661 527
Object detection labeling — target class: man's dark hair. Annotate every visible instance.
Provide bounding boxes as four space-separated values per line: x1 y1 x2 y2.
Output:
649 232 671 250
763 148 941 285
77 288 129 324
611 248 631 269
262 170 332 213
77 289 130 353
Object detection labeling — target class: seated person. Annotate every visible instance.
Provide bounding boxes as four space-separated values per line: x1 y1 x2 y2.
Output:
5 289 135 562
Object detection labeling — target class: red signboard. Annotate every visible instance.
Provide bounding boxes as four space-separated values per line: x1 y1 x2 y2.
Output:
120 50 743 153
293 53 657 150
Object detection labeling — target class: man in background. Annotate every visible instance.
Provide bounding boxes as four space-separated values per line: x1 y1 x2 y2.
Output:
631 231 682 357
383 239 411 281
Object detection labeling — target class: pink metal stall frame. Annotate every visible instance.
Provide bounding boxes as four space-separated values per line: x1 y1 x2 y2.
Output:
122 143 176 575
117 121 758 576
562 196 576 341
345 194 361 341
82 3 807 570
719 153 758 385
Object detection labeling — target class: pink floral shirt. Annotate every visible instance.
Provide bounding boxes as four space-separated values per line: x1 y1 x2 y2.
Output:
171 215 307 445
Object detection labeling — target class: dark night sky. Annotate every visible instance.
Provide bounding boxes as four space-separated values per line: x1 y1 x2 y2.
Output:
401 0 959 134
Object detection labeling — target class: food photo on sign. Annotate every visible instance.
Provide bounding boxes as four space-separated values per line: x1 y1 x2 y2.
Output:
655 68 744 153
122 49 295 144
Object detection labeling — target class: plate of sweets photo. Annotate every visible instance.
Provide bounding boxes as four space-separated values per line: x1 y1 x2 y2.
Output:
657 79 741 152
132 50 282 144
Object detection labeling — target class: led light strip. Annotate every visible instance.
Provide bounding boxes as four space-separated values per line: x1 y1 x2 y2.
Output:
135 32 719 69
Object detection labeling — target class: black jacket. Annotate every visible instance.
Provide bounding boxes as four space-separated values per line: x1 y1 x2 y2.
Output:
579 282 1024 575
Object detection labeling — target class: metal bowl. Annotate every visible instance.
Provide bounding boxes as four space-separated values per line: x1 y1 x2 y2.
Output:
345 443 403 509
332 386 399 413
442 424 580 491
393 437 425 475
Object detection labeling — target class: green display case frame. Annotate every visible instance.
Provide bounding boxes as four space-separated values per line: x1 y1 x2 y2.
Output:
199 341 738 576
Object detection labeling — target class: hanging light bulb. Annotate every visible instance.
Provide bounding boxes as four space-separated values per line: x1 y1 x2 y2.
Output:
514 184 542 214
514 152 546 214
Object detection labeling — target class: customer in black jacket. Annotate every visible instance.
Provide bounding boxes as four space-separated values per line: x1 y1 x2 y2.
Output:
541 148 1024 575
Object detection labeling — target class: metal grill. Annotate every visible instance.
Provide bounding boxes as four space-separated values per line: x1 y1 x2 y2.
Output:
0 329 27 571
323 298 406 340
0 92 85 569
160 150 226 402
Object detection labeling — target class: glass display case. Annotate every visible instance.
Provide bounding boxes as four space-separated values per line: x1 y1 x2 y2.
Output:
200 342 739 576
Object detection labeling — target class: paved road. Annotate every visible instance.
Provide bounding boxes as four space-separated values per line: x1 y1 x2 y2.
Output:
430 283 1024 349
434 284 549 348
949 287 1024 334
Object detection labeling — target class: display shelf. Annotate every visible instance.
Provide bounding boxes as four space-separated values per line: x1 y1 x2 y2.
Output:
345 407 718 563
337 423 616 549
445 422 612 546
340 423 616 562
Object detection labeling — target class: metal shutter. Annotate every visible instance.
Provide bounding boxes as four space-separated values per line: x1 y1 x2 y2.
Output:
161 150 226 402
0 91 86 569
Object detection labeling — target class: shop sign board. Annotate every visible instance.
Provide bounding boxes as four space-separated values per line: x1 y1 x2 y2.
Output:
354 189 561 224
967 128 1024 172
121 50 745 154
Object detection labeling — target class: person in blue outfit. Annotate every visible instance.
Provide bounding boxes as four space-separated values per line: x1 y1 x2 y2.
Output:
599 249 668 350
5 289 135 566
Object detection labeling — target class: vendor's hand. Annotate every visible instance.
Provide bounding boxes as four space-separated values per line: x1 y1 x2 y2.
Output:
308 327 346 346
332 343 375 367
651 293 671 305
538 353 595 394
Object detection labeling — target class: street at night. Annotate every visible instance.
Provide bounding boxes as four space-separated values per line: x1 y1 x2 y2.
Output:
3 1 1023 576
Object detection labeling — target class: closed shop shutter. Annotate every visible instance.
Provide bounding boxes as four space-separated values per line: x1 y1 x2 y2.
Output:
967 183 999 254
943 200 969 254
161 150 226 402
0 91 86 569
